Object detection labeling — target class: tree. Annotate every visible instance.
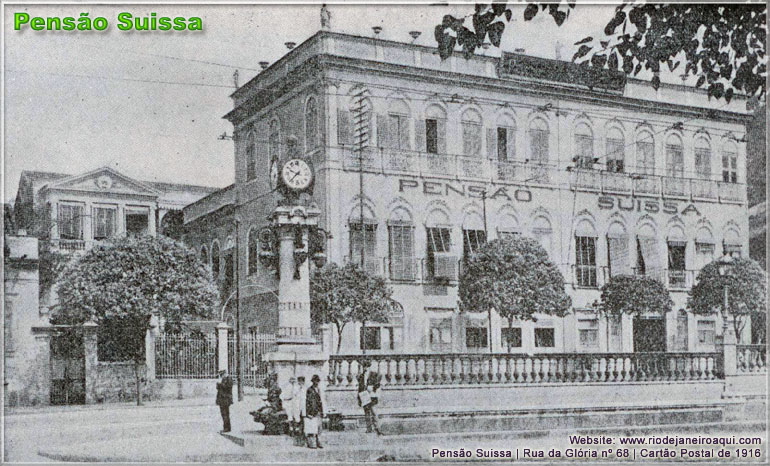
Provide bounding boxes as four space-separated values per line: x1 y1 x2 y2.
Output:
688 258 767 344
310 262 401 354
599 275 674 317
435 3 766 101
52 235 220 404
459 237 571 352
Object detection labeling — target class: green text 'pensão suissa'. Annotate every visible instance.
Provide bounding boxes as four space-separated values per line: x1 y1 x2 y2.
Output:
14 12 203 31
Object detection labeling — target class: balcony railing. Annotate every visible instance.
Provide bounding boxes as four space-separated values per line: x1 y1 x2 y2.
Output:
328 352 723 387
49 239 88 252
339 148 746 204
736 345 767 373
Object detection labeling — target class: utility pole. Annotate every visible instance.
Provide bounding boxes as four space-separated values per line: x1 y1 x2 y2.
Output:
481 189 492 353
234 218 243 401
351 88 370 270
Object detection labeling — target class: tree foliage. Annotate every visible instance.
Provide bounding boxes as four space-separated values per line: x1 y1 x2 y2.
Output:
458 237 571 332
688 258 767 343
599 275 673 317
39 243 71 300
435 3 766 101
310 262 401 353
53 235 219 403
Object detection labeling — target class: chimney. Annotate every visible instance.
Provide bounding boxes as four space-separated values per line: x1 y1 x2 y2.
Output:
514 48 526 54
259 61 269 70
285 42 296 50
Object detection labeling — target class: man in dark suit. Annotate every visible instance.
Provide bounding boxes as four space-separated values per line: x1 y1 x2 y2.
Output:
304 374 324 448
216 369 234 433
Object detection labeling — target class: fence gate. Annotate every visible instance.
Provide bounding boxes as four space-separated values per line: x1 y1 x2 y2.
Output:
50 334 85 405
228 333 277 389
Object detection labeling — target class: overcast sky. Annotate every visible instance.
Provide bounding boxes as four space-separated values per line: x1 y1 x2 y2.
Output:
4 3 629 200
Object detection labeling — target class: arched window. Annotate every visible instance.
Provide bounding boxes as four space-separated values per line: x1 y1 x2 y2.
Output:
200 245 208 267
636 131 655 175
722 141 738 183
574 219 598 287
528 118 549 164
247 228 259 276
304 97 318 152
665 134 684 178
607 221 630 277
694 138 711 179
211 241 221 280
461 109 482 157
269 120 280 164
606 127 625 173
491 114 516 162
387 207 414 281
421 104 447 155
245 131 257 182
381 99 410 150
574 123 595 169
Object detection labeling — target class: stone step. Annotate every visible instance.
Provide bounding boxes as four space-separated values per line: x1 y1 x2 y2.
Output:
226 401 754 450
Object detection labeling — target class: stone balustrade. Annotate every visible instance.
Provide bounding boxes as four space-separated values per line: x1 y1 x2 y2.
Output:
328 352 723 388
736 344 767 373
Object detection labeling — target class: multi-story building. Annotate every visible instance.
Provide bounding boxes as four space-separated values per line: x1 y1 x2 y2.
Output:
184 30 753 355
14 167 218 252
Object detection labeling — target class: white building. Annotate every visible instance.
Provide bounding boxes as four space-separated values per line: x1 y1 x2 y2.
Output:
185 30 752 355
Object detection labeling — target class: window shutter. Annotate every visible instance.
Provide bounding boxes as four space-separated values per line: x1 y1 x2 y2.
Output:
507 128 516 160
400 117 411 150
437 119 447 154
376 114 387 148
337 109 352 145
486 128 497 160
415 120 426 152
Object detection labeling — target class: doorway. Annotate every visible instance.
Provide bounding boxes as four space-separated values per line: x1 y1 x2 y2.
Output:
50 333 86 405
633 317 666 352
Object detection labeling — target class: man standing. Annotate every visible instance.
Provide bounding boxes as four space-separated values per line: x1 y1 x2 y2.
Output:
357 362 382 435
216 369 234 433
304 374 324 449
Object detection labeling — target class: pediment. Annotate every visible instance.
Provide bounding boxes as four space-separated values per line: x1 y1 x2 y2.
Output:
47 167 160 197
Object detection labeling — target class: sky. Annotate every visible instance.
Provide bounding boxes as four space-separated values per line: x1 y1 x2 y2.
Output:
4 2 633 201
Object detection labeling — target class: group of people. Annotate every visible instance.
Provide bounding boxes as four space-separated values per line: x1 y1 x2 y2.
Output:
282 374 325 448
214 363 383 448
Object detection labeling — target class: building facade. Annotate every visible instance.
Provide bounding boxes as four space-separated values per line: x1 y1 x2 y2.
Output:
185 31 753 356
14 166 218 252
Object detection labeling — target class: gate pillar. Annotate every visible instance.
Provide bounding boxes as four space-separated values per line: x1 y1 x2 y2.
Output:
83 321 98 404
217 322 230 373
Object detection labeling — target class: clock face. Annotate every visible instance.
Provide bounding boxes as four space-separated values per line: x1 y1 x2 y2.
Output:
269 160 279 189
281 159 313 191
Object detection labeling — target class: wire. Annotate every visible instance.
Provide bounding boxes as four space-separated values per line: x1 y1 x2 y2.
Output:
79 43 263 72
6 69 234 89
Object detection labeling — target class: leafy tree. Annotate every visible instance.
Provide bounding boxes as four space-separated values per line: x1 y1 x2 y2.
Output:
688 258 767 343
599 275 674 317
435 3 766 101
4 203 15 235
52 235 219 404
459 237 571 352
310 262 401 354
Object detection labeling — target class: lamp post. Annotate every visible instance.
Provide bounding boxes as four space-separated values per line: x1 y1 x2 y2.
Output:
717 253 734 340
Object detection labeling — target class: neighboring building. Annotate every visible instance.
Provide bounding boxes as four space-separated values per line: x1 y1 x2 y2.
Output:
4 235 49 405
185 30 753 355
14 167 219 252
746 104 766 271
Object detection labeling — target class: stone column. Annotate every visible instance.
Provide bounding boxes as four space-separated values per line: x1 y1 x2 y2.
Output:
217 322 230 373
144 317 158 381
83 202 93 244
30 328 53 405
83 321 98 404
264 202 327 389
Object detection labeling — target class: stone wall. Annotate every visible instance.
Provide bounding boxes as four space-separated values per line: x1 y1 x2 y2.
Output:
89 361 159 403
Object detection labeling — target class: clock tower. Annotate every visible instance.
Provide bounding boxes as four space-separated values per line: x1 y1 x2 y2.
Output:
263 135 327 386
